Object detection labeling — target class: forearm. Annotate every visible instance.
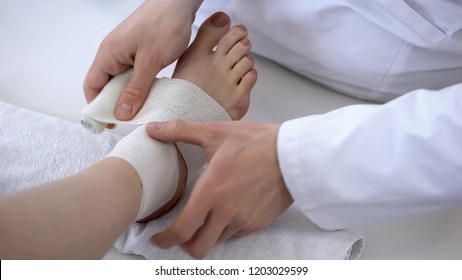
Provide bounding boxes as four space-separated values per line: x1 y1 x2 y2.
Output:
0 158 141 259
278 83 462 230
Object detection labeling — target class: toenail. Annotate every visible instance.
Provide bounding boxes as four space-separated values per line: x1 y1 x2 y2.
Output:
237 25 247 31
241 38 250 46
211 13 229 26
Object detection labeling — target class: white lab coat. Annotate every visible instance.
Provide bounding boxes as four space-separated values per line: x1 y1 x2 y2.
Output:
197 0 462 229
279 84 462 230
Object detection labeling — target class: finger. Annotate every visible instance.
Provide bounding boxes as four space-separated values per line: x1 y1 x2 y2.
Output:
181 211 229 259
84 58 129 129
216 225 240 244
84 54 131 104
83 62 112 104
151 212 207 250
235 229 254 237
151 182 212 249
146 120 221 147
115 55 159 120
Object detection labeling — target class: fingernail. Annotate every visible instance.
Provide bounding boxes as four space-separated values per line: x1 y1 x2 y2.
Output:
116 103 133 119
237 24 247 31
211 12 229 26
148 122 164 131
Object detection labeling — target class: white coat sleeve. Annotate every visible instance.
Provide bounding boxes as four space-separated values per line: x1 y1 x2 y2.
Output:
278 83 462 230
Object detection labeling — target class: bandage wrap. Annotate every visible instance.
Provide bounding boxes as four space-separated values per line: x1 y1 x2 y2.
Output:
108 126 179 220
81 69 231 220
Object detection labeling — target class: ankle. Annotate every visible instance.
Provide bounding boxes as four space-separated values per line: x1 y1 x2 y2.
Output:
136 146 187 221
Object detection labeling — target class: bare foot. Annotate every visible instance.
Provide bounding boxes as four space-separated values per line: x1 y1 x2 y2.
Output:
173 12 258 120
138 12 257 222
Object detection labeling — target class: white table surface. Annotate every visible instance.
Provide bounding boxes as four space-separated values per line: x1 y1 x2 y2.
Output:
1 0 461 260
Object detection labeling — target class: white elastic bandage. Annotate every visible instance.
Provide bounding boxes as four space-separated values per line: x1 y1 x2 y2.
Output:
108 125 179 220
81 69 231 220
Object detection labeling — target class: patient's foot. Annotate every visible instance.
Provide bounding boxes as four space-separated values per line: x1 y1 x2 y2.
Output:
173 11 257 120
139 13 257 222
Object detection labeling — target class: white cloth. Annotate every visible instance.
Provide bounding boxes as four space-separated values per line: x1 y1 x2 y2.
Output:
0 101 121 193
278 83 462 230
115 200 364 260
0 101 365 259
197 0 462 102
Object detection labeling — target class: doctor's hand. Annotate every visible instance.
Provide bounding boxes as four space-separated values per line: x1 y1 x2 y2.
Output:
84 0 204 120
146 120 294 259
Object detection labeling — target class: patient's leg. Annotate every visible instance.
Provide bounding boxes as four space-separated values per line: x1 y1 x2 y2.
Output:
0 158 141 259
105 13 257 222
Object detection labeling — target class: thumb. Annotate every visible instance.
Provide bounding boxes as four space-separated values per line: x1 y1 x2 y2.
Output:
115 61 158 120
146 120 219 147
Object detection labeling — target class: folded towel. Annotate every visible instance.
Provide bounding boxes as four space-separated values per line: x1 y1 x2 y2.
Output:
0 100 122 193
116 194 365 260
0 100 364 259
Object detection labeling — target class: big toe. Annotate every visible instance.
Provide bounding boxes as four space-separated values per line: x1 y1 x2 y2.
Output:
189 12 231 54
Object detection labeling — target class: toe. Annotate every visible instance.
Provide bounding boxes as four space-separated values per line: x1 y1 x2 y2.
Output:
216 25 248 56
189 12 231 54
231 68 257 120
225 38 252 68
232 55 255 83
239 68 258 92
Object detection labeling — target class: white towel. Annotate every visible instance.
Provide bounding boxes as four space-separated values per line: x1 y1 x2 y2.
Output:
0 100 364 259
0 100 122 193
116 196 365 260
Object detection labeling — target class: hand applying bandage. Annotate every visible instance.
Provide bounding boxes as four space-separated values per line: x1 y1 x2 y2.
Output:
81 12 257 222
